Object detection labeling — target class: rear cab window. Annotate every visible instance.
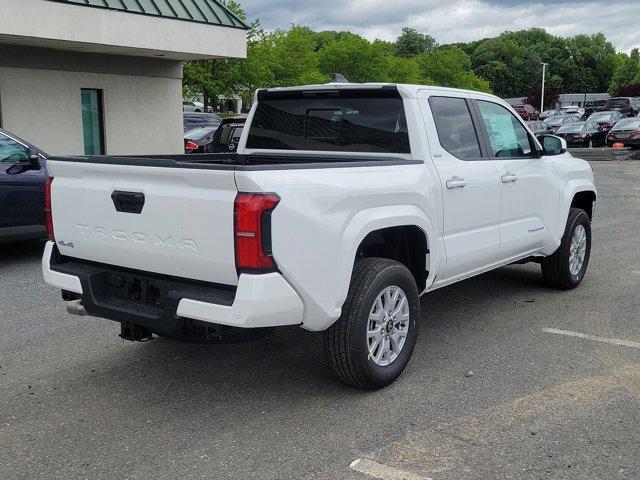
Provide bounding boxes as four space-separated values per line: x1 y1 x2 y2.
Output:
246 88 410 154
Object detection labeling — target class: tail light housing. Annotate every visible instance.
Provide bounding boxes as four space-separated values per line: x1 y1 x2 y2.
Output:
185 141 198 152
234 193 280 272
45 177 54 241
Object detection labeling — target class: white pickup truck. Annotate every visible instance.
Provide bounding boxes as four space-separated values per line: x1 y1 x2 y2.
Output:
42 83 596 389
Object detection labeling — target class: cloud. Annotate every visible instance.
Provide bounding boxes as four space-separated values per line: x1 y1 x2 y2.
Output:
241 0 640 53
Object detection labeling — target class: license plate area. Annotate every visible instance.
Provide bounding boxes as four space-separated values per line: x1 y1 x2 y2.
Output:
108 272 165 308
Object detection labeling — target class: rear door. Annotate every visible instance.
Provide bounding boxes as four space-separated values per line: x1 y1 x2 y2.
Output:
472 98 559 259
47 159 240 286
419 91 501 280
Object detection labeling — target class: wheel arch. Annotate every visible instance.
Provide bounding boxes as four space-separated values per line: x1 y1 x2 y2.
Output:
334 206 438 317
556 182 597 241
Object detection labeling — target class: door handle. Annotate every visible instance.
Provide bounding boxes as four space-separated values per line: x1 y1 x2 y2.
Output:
501 173 518 183
111 191 145 214
446 176 467 189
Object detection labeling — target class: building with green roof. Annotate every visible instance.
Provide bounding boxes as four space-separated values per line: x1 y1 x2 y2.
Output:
0 0 247 155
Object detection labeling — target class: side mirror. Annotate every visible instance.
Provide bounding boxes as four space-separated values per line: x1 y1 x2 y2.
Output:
17 147 41 170
540 135 567 156
7 148 41 175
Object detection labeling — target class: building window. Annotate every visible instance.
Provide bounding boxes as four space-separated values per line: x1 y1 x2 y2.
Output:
81 89 104 155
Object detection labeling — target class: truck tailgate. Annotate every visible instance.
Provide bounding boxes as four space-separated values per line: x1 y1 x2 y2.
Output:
47 160 239 286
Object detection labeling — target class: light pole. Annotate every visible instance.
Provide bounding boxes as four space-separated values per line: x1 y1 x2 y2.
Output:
540 63 548 113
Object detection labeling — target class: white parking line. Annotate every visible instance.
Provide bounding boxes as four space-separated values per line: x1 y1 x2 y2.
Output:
543 328 640 349
349 458 432 480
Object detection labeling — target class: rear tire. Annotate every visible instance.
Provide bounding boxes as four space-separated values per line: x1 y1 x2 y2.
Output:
541 208 591 290
324 258 420 390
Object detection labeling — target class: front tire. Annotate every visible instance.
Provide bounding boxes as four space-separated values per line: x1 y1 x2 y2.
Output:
324 258 420 389
541 208 591 289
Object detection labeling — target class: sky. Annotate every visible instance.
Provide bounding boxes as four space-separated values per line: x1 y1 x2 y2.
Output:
240 0 639 53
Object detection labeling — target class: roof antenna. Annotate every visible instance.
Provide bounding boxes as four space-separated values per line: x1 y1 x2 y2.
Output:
331 73 349 83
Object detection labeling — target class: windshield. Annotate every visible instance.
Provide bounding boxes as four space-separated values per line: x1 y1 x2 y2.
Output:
557 123 585 134
611 120 640 131
594 100 608 106
545 117 567 126
589 113 613 122
184 127 217 142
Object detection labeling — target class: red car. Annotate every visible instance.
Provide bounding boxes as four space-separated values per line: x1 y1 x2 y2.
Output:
513 104 540 120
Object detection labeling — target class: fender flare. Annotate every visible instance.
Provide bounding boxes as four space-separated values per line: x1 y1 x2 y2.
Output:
556 181 597 239
331 204 439 316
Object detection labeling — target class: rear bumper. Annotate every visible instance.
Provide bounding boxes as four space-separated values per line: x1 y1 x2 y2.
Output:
607 137 640 147
42 241 303 332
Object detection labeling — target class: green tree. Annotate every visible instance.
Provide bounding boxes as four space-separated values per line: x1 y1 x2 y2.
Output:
393 28 437 57
317 35 389 82
417 46 491 92
609 49 640 95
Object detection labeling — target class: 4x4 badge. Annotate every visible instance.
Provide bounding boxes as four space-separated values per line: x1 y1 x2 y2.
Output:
57 240 74 248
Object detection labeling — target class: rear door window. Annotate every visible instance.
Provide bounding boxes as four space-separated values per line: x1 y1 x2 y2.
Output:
246 90 410 154
428 96 482 160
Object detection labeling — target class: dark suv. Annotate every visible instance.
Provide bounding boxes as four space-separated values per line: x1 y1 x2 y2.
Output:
605 97 640 117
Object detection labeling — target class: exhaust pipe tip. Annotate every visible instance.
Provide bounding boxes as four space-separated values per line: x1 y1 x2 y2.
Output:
66 299 87 316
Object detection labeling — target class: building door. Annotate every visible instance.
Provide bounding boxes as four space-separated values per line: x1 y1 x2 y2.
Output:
81 89 105 155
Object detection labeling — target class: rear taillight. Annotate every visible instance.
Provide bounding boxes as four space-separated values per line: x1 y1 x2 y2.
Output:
45 177 54 241
234 193 280 271
185 141 198 152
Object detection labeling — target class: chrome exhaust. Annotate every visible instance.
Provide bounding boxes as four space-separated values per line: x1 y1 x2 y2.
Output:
66 299 87 316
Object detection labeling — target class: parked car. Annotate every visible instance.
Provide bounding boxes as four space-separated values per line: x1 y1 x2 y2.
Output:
544 114 582 133
559 106 586 119
555 121 607 148
605 97 640 117
540 109 558 120
0 129 49 243
585 99 608 118
184 117 246 154
183 113 222 132
606 118 640 148
513 104 539 120
184 126 219 154
42 83 596 390
526 120 551 138
183 100 213 113
586 111 624 131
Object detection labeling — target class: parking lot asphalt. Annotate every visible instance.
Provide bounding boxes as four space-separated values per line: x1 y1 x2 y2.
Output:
1 161 639 480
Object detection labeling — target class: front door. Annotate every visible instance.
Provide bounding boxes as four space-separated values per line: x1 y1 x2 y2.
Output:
420 93 501 281
473 99 559 259
0 132 47 232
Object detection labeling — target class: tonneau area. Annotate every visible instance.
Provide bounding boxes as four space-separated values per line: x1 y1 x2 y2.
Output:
48 153 419 169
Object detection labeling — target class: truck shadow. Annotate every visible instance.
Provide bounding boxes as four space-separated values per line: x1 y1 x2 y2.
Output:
0 239 46 268
59 263 548 402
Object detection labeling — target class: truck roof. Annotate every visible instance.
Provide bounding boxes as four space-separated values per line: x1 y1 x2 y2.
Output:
256 82 500 102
